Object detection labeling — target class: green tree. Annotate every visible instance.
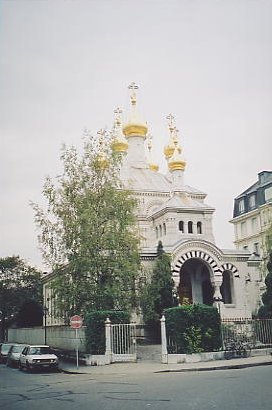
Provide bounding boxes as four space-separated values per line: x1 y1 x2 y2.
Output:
141 241 177 333
31 132 140 318
258 224 272 318
0 256 42 341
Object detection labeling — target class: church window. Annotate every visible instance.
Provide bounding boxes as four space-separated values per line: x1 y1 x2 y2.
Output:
163 223 166 235
188 221 193 234
179 221 184 232
197 221 202 234
220 271 232 304
159 225 162 237
155 226 158 239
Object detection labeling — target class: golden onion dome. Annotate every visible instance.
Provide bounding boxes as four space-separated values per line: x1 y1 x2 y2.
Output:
164 137 176 159
168 146 186 171
149 163 159 172
96 153 109 169
111 136 128 153
122 82 148 138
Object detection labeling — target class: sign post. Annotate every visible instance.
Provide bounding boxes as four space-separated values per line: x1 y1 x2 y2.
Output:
70 315 83 369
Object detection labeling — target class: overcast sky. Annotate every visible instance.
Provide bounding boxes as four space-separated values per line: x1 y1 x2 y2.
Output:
1 0 272 270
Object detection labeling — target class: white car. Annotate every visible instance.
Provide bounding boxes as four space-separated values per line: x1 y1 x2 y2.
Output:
19 345 59 371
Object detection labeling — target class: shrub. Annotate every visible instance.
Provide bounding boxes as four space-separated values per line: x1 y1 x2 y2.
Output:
165 304 221 354
85 310 129 354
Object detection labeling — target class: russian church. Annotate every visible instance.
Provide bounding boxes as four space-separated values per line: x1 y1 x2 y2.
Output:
109 83 261 319
43 83 262 323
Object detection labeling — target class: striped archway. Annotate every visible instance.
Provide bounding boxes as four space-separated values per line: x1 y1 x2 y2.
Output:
220 263 239 276
172 250 222 284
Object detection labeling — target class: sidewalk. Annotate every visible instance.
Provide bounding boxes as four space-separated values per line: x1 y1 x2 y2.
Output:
59 354 272 376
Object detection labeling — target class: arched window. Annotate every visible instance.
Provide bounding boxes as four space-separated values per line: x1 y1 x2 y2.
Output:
159 225 162 237
197 222 202 234
163 223 166 235
179 221 184 233
188 221 193 234
155 226 158 239
220 271 232 304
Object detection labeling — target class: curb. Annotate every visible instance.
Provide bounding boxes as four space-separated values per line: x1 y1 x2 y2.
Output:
156 360 272 373
59 359 272 375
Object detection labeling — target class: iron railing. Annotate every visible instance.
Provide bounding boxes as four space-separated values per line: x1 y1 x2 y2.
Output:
221 318 272 350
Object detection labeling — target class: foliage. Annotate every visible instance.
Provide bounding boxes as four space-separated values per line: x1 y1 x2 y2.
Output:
85 310 129 354
0 256 42 339
141 241 178 335
31 132 140 317
258 223 272 318
16 300 43 327
165 304 221 354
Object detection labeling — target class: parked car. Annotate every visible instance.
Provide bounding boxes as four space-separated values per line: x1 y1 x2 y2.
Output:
0 343 14 364
19 345 59 371
6 344 26 367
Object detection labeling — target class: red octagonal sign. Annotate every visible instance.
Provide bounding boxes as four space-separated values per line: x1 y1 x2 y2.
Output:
70 315 83 329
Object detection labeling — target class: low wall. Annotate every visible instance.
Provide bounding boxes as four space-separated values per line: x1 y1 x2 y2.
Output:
8 326 86 352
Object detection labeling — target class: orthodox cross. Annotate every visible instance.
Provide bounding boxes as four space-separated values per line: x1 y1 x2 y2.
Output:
128 82 138 105
166 113 176 133
114 107 123 126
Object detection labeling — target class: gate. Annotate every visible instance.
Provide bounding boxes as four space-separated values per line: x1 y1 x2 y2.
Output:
110 323 137 362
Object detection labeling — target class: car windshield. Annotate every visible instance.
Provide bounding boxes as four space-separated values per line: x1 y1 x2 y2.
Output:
29 347 51 355
12 345 25 353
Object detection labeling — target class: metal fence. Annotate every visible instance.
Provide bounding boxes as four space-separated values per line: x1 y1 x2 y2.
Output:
221 318 272 350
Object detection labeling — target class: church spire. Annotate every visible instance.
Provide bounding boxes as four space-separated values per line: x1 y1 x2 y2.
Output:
147 133 159 172
111 107 128 154
122 82 148 138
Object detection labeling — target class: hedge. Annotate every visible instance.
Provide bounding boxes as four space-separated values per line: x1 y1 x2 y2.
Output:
85 310 130 354
165 304 221 354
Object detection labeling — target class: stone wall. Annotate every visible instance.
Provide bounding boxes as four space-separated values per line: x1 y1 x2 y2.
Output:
8 326 86 352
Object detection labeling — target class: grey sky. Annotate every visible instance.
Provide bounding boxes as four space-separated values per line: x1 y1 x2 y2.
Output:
1 0 272 270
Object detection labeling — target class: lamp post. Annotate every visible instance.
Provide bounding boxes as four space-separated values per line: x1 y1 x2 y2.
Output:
43 305 49 345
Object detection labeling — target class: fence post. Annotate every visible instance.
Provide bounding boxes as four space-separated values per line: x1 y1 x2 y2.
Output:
160 315 168 364
105 317 112 364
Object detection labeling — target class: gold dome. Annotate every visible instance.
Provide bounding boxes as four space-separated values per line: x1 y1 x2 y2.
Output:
149 163 159 172
111 137 128 153
123 123 148 138
96 154 109 169
164 137 176 159
168 146 186 171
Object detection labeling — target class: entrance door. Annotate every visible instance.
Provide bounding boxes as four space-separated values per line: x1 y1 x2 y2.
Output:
179 258 213 306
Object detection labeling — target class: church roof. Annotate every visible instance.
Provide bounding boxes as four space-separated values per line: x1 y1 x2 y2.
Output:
150 192 214 217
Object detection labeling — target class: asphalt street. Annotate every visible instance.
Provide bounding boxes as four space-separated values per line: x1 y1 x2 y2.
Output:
0 363 271 410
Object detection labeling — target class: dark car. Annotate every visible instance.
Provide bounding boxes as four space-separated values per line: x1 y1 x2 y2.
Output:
6 344 26 367
0 343 14 363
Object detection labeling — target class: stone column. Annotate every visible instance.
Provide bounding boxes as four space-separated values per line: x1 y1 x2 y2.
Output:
105 317 112 364
160 315 168 364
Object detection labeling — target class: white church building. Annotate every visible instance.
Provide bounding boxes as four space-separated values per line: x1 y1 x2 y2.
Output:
109 83 262 319
43 84 262 323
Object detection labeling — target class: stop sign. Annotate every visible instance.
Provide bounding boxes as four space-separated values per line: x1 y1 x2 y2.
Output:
70 315 83 329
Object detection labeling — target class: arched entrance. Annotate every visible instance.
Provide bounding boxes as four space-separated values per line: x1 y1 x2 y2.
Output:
178 258 214 306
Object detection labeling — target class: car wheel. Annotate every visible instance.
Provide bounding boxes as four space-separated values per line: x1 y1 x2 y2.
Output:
18 361 23 371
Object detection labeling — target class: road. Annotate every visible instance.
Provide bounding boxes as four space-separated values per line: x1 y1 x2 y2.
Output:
0 363 271 410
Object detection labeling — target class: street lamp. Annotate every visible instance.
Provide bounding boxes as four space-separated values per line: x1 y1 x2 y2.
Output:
43 305 49 345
